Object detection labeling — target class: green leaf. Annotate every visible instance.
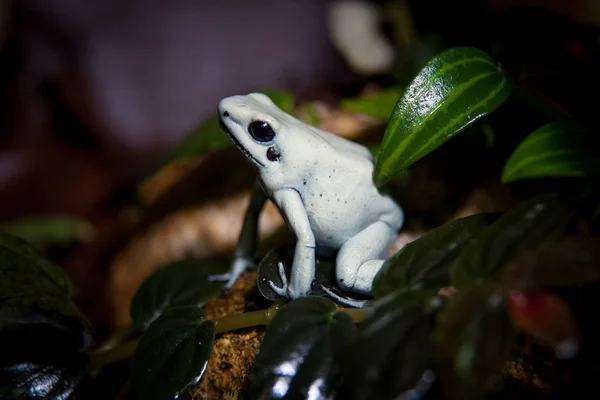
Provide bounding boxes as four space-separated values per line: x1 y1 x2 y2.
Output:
341 86 404 121
435 284 516 400
0 324 90 400
502 120 600 183
257 245 336 301
374 47 511 185
0 233 83 325
372 213 501 298
451 193 578 289
161 89 296 165
247 297 357 399
0 233 90 398
0 215 93 246
130 259 229 331
131 306 215 400
502 237 600 289
338 291 440 400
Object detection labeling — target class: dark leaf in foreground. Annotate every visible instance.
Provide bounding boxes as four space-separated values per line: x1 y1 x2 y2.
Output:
130 306 215 400
338 290 441 400
130 259 229 331
451 193 578 289
435 284 516 400
373 213 500 298
247 297 357 399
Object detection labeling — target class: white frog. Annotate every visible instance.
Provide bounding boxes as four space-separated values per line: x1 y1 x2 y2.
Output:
218 93 403 306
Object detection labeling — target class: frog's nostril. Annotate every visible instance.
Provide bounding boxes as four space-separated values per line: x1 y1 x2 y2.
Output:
222 111 230 118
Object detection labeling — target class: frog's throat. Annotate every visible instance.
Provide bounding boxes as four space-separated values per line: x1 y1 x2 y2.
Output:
219 117 265 167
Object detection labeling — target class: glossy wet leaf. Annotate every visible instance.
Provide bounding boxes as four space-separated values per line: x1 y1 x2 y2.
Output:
451 193 578 289
373 213 500 298
338 291 440 400
374 47 511 185
161 89 295 165
257 245 336 301
0 323 90 400
247 297 357 399
131 306 215 400
341 86 404 121
0 215 93 246
130 259 229 331
502 121 600 183
502 237 600 290
0 233 90 399
435 284 516 400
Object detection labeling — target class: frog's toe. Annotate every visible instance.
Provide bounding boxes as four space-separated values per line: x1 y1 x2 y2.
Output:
319 284 368 308
264 261 289 297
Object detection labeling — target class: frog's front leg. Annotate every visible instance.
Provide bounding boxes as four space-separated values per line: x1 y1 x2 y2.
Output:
268 188 316 299
226 180 268 289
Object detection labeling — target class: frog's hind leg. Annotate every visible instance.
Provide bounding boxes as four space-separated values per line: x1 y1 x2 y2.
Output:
336 221 396 295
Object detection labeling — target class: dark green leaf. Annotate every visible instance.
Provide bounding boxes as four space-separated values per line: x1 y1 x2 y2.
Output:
131 306 215 400
451 193 578 289
341 86 404 121
373 213 500 298
161 90 296 165
502 237 600 289
0 323 90 400
502 121 600 183
130 259 229 331
435 284 516 400
247 297 357 399
338 291 440 400
257 246 336 301
374 47 511 185
0 215 93 246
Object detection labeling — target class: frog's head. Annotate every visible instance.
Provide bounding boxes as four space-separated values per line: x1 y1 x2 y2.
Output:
218 93 284 168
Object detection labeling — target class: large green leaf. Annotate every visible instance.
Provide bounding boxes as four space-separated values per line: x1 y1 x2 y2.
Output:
435 284 515 400
130 259 229 331
502 121 600 183
338 291 440 400
161 89 296 165
374 47 511 185
130 306 215 400
0 233 90 399
246 297 357 399
451 193 578 289
341 86 404 121
0 215 93 246
372 213 500 298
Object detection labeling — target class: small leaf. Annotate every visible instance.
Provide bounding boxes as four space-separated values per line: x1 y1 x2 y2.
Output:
338 291 440 400
502 121 600 183
131 306 215 400
161 90 296 165
451 192 578 289
341 86 404 121
502 237 600 290
374 47 511 185
372 213 500 298
435 284 516 400
130 259 229 331
0 215 93 246
257 246 336 301
247 297 357 399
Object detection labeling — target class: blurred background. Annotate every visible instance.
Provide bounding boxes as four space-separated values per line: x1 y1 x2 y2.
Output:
1 0 599 340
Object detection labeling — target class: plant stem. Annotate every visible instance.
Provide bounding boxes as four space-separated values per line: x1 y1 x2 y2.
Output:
89 300 368 371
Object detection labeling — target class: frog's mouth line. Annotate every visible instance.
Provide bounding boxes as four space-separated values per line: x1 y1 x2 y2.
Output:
219 117 265 167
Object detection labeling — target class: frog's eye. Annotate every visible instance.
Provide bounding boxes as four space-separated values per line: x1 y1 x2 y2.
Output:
248 120 276 142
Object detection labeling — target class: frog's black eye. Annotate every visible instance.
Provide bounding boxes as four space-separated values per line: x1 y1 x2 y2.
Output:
248 120 276 142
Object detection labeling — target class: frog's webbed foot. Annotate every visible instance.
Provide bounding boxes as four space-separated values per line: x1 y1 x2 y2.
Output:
319 284 368 308
264 261 289 297
225 256 255 289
